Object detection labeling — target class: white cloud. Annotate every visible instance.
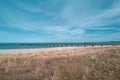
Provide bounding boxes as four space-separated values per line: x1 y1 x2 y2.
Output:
69 29 85 35
83 7 120 28
15 0 42 13
43 26 69 32
112 0 120 8
0 0 120 39
82 0 120 28
59 0 120 29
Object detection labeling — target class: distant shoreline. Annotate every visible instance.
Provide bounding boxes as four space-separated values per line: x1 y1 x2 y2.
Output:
0 42 120 50
0 47 81 54
0 45 119 54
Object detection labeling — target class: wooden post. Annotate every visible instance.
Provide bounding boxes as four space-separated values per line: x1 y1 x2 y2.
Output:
92 45 94 47
101 44 103 47
84 45 86 47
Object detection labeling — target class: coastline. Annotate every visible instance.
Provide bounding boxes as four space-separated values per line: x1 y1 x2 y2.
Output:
0 45 117 54
0 47 81 54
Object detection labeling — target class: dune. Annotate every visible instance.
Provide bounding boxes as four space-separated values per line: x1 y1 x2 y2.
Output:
0 46 120 80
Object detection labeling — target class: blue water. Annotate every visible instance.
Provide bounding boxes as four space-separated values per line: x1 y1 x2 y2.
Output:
0 42 120 49
0 43 51 49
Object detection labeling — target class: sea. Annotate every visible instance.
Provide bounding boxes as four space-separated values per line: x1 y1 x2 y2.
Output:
0 41 120 50
0 43 51 50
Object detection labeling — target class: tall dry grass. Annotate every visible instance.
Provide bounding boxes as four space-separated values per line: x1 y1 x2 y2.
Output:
0 46 120 80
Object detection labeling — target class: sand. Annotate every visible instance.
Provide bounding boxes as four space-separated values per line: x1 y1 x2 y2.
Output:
0 45 114 54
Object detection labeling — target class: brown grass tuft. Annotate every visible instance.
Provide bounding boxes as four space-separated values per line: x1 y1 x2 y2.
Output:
0 46 120 80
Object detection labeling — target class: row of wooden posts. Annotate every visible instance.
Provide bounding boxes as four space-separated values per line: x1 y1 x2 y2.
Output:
27 43 118 47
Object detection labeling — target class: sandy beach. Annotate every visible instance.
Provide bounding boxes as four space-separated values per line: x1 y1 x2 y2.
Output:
0 45 115 54
0 47 80 54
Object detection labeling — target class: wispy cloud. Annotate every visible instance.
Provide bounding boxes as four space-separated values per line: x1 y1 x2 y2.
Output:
59 0 120 30
0 0 120 42
83 6 120 28
43 26 69 32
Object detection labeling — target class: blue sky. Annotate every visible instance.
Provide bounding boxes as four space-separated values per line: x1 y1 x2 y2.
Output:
0 0 120 43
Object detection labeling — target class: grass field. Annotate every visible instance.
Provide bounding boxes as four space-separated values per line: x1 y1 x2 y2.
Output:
0 46 120 80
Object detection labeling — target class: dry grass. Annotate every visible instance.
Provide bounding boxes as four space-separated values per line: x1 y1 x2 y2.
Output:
0 46 120 80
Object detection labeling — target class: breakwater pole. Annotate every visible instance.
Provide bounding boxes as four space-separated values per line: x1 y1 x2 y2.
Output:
41 42 120 48
43 43 89 48
19 42 120 48
21 42 120 48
